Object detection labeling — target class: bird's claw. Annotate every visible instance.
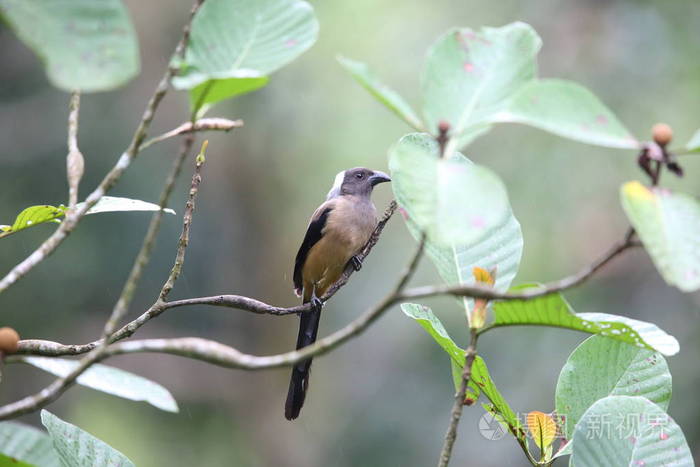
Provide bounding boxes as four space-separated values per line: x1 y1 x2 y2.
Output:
351 255 363 272
310 296 323 313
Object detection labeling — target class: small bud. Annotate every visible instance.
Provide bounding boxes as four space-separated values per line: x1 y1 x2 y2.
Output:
196 140 208 165
0 327 20 354
438 120 451 134
652 123 673 146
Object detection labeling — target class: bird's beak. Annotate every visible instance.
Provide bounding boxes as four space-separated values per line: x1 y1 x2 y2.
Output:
369 170 391 186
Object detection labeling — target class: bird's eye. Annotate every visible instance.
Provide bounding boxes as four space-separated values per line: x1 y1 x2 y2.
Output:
355 173 364 179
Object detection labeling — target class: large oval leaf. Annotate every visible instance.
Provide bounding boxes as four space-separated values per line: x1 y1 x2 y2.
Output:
492 79 638 149
421 22 540 148
555 336 672 440
41 410 135 467
572 396 692 467
22 357 178 413
490 288 679 356
391 134 523 314
0 421 59 467
389 133 514 246
172 0 318 112
0 0 139 92
620 181 700 292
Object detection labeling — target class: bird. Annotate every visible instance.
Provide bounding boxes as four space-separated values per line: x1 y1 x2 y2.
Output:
285 167 391 420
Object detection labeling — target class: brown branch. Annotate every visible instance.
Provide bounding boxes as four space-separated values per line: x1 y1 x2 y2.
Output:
139 118 243 151
400 227 638 304
16 220 634 358
100 134 197 342
1 220 423 420
438 329 478 467
0 0 205 295
159 140 206 301
16 201 400 357
0 140 207 420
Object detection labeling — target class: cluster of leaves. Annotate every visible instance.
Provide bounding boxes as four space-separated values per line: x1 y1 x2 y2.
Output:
0 0 319 464
0 357 178 465
340 22 698 465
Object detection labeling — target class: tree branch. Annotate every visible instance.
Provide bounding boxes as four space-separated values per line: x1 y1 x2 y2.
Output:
16 201 400 357
1 219 422 420
0 139 208 420
438 328 479 467
139 118 243 151
399 227 638 303
15 221 635 358
66 91 83 208
0 0 206 295
100 134 197 343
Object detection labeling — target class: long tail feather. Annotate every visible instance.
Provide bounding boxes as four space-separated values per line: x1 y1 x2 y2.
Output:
285 307 321 420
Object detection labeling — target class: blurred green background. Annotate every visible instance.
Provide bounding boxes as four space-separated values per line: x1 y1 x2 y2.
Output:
1 0 699 465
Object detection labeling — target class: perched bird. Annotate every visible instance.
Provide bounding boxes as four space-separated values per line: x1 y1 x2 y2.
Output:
285 167 391 420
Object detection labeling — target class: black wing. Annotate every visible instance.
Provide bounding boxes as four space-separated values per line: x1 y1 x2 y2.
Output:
293 206 333 296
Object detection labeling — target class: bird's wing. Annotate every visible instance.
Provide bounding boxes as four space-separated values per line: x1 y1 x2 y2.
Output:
293 201 334 296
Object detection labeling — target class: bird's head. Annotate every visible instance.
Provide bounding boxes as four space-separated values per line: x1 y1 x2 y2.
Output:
327 167 391 199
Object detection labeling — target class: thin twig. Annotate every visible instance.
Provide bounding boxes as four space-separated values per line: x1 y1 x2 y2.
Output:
438 329 478 467
159 140 206 301
0 140 207 420
400 227 637 303
1 218 422 420
0 0 205 295
66 91 83 208
16 201 400 357
100 134 196 342
139 118 243 151
15 223 635 357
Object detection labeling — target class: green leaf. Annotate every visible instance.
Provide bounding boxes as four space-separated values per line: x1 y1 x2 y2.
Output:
400 302 520 436
22 357 178 413
421 22 540 147
389 133 513 245
401 303 522 438
172 0 318 113
41 410 134 467
470 356 525 442
81 196 175 216
490 287 679 356
185 76 269 115
401 303 480 401
492 79 638 149
0 422 59 467
572 396 692 467
555 336 672 440
391 134 523 312
0 197 174 239
400 303 464 363
0 205 67 237
685 128 700 152
337 55 424 131
620 181 700 292
0 454 35 467
0 0 139 92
